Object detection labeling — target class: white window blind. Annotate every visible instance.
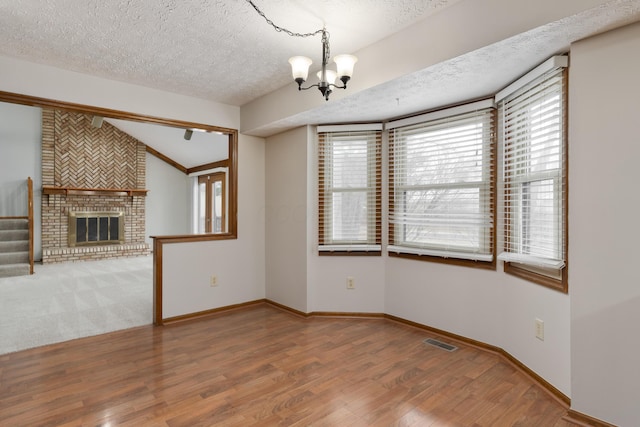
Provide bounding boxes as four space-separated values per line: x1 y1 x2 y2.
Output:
498 65 567 270
318 128 381 251
388 104 496 261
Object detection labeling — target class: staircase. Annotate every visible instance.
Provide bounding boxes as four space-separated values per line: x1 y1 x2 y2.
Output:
0 218 31 278
0 177 34 279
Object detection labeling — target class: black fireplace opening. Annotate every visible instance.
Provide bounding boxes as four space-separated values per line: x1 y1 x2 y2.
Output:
69 212 124 246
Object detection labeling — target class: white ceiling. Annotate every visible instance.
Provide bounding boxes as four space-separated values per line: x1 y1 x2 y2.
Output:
1 0 640 166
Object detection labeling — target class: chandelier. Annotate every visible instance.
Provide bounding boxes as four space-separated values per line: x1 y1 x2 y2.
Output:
246 0 358 101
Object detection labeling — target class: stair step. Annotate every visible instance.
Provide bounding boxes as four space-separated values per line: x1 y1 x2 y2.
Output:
0 240 29 253
0 251 30 265
0 263 31 279
0 218 29 231
0 229 29 241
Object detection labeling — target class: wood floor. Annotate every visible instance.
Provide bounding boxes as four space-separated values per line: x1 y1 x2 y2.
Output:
0 303 579 426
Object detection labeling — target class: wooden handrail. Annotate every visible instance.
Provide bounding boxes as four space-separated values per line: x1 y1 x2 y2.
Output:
27 177 34 274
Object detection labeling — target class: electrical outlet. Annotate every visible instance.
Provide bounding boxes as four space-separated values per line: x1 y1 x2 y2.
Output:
210 275 218 287
535 318 544 341
346 276 355 289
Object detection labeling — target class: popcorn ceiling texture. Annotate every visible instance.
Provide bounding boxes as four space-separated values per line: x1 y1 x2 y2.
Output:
0 0 457 106
0 0 639 139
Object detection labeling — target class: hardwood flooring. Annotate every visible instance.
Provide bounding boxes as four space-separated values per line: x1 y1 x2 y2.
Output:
0 303 579 426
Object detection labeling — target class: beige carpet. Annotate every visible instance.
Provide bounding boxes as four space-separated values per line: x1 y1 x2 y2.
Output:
0 255 152 355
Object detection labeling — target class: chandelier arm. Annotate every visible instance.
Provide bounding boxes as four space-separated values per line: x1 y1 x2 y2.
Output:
245 0 324 38
297 84 319 91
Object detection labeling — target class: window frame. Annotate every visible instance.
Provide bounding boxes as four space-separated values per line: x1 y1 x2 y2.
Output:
497 57 568 293
387 100 497 269
317 125 382 256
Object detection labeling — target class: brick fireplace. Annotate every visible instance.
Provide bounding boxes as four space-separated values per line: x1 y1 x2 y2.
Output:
41 109 149 263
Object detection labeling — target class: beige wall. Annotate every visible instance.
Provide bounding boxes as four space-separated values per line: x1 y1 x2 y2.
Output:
569 22 640 426
265 126 309 312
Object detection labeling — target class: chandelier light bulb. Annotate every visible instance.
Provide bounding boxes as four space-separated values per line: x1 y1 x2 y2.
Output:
333 54 358 80
288 56 313 83
317 69 337 85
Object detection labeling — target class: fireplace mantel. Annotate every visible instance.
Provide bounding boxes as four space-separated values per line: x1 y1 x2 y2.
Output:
42 186 148 197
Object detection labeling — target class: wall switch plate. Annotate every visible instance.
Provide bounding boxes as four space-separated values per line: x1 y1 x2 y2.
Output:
346 276 355 289
535 318 544 341
210 275 218 287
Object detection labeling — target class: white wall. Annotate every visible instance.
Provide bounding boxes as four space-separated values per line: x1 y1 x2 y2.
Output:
306 127 386 313
0 56 239 130
0 101 43 260
262 122 571 395
162 134 266 318
145 152 190 243
569 22 640 426
265 127 308 312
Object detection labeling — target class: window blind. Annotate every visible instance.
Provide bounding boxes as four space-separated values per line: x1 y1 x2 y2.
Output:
388 104 496 261
318 129 381 251
498 66 567 269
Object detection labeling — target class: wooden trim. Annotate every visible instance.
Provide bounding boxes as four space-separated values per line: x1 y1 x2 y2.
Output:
563 410 617 427
505 262 567 293
500 68 568 293
162 300 265 325
497 348 570 407
261 302 572 409
264 299 309 317
1 90 238 244
310 311 384 319
42 186 148 197
317 130 382 251
151 233 236 245
0 90 236 135
152 231 241 323
383 313 571 407
186 159 229 175
27 177 34 274
0 216 29 220
153 238 163 325
318 133 327 246
318 250 382 257
145 145 187 174
388 251 496 270
228 131 238 239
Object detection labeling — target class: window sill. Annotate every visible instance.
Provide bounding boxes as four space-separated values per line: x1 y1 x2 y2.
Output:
388 251 496 270
318 250 382 257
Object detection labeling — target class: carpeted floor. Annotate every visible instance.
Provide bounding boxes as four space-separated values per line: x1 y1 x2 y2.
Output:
0 255 152 355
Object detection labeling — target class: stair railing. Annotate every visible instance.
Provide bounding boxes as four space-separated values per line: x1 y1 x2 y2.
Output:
28 177 34 274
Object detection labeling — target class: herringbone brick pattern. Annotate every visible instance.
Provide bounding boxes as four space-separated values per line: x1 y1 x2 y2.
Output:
40 109 148 263
52 110 143 189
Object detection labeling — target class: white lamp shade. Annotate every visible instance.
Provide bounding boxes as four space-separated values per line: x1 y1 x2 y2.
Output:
333 54 358 78
317 69 337 85
288 56 313 81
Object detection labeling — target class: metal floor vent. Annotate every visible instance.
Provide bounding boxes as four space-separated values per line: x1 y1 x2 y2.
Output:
424 338 458 352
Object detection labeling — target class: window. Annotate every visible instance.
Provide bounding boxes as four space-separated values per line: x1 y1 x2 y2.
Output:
197 172 226 234
318 125 382 254
388 100 496 267
496 56 568 292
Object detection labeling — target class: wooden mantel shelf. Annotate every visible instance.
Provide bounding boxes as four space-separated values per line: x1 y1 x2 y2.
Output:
42 186 148 197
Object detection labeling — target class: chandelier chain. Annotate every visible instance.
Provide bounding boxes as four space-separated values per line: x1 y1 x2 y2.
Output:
245 0 325 39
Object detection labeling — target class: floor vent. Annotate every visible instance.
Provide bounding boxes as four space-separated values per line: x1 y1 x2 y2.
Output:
424 338 458 352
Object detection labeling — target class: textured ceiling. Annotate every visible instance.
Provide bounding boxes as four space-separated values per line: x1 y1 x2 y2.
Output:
0 0 457 106
255 0 640 136
1 0 640 162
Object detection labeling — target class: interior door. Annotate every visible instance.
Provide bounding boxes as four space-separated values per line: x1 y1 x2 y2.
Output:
198 172 226 233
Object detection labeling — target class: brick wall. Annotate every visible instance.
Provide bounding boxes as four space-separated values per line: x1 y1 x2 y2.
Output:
41 109 149 263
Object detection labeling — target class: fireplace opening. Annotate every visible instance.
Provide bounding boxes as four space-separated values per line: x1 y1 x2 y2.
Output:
69 212 125 246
